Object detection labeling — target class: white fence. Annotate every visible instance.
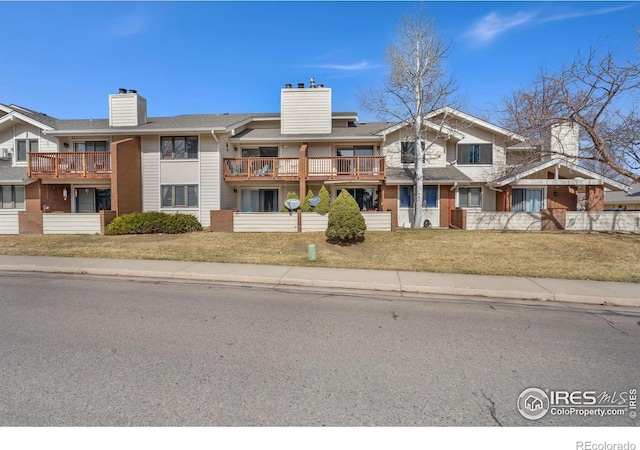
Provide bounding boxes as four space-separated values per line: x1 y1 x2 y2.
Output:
233 211 392 232
466 212 542 231
566 212 640 233
0 212 20 234
43 213 102 235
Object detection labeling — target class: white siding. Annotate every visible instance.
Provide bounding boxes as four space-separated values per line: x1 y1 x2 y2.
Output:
160 161 199 184
233 212 298 232
43 214 101 234
398 207 439 228
219 134 237 210
566 212 640 233
363 212 392 231
281 88 331 134
0 212 19 234
301 213 328 231
141 136 160 211
199 133 218 227
109 93 147 126
466 212 541 231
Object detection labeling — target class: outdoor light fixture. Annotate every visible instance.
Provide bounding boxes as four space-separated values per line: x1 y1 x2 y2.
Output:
62 188 68 200
554 190 560 197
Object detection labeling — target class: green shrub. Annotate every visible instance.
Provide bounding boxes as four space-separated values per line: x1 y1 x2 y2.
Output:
300 189 316 212
325 189 366 245
280 191 300 212
315 185 331 215
104 211 202 235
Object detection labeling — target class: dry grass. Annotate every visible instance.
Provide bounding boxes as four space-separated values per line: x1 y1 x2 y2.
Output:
0 229 639 282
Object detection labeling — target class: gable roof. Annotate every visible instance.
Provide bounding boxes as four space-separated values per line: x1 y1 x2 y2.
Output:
426 106 526 143
604 183 640 204
491 158 629 191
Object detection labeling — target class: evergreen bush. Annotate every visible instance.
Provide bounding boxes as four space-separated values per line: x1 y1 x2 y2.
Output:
315 185 331 215
300 189 316 212
104 212 202 235
280 191 300 212
325 189 366 245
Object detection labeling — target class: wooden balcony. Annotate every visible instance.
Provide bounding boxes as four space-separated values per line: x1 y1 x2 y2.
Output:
28 152 112 179
223 156 385 182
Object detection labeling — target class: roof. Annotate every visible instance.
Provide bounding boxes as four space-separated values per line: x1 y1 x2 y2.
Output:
386 166 472 185
491 158 629 191
0 166 36 185
604 183 640 204
426 106 527 143
229 122 391 142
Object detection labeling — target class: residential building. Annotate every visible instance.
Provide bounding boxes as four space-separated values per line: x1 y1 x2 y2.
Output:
0 81 630 235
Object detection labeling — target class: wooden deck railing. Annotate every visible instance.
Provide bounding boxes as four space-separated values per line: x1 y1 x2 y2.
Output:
28 152 111 178
223 156 385 181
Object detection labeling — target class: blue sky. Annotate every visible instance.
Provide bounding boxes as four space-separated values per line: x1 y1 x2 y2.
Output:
0 1 637 124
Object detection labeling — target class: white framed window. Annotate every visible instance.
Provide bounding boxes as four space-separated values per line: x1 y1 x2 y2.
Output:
15 139 38 163
512 188 544 212
458 187 482 208
161 185 198 208
399 185 438 208
401 141 425 164
74 141 109 152
0 185 25 209
457 143 492 165
161 136 198 160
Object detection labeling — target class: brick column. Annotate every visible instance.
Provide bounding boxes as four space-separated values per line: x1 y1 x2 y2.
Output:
585 185 604 211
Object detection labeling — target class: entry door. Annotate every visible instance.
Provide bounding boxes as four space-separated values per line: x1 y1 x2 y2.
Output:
76 188 96 213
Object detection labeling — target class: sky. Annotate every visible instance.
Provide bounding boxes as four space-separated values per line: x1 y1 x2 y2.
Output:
0 1 637 124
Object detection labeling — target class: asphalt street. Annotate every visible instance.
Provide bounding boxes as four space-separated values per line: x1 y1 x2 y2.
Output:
1 272 638 426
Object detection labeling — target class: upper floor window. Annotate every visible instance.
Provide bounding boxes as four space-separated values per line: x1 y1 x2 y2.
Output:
74 141 108 152
161 185 198 208
0 185 25 209
401 141 425 164
457 143 492 165
161 136 198 160
399 185 438 208
15 139 38 162
337 146 374 157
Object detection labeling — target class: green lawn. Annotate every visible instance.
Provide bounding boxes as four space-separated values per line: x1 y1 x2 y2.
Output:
0 229 639 283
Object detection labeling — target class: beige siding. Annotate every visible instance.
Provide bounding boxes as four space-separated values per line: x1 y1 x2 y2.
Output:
466 212 541 230
159 161 199 184
219 134 238 210
566 212 640 233
301 213 328 231
398 207 439 228
43 213 101 234
233 212 298 232
281 88 331 134
0 212 20 234
109 94 146 127
141 135 160 211
363 212 392 231
199 133 218 227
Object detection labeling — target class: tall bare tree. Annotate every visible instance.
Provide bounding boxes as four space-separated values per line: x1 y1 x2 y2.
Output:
502 44 640 183
360 8 455 228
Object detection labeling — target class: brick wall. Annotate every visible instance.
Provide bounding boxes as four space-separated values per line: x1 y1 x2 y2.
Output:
24 181 41 212
100 210 117 234
18 212 43 234
210 210 234 232
439 185 454 227
547 186 577 210
382 184 398 231
111 137 142 216
585 186 604 211
41 184 71 213
450 208 466 230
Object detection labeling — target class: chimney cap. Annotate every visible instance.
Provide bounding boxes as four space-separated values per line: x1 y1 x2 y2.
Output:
297 82 305 89
285 83 292 89
128 89 137 94
118 88 127 94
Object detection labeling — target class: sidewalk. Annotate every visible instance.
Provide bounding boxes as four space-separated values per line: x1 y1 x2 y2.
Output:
0 254 638 307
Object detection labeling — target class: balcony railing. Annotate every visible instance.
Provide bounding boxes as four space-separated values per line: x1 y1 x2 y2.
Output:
28 152 112 178
223 156 385 181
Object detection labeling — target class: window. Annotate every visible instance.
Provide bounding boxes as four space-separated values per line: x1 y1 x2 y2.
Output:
457 143 492 164
336 146 374 157
242 147 278 158
241 189 278 212
161 185 198 208
401 141 425 164
0 185 25 209
161 136 198 160
399 185 438 208
512 189 543 212
15 139 38 162
74 141 109 152
459 187 482 208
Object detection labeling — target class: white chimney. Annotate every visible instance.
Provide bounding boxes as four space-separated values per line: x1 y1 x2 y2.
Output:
109 89 147 127
542 122 579 163
281 80 331 135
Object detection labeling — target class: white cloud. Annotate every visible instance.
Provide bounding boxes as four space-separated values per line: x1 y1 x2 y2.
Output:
306 61 380 71
465 3 635 47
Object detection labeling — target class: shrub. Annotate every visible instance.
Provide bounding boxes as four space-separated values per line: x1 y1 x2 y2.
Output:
104 211 202 235
300 189 316 212
315 185 331 215
280 191 300 212
325 189 366 245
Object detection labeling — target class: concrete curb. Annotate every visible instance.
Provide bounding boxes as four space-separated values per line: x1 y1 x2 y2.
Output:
0 256 638 308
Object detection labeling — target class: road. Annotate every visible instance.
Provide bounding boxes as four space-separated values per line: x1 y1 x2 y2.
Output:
0 272 638 426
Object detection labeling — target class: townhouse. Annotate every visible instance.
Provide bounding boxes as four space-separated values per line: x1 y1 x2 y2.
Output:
0 81 631 235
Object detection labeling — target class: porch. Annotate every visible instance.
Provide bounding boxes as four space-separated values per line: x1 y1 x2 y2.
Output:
28 152 112 179
223 156 385 182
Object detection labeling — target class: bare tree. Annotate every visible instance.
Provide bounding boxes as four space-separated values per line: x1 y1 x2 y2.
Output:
360 8 455 228
501 44 640 183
